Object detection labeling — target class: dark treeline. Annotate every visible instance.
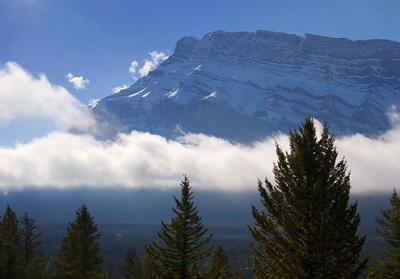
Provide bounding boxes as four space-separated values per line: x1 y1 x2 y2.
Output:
1 118 400 278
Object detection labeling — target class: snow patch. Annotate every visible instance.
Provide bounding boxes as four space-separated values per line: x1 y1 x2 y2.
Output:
203 91 217 100
88 99 99 109
128 87 148 98
142 91 151 98
166 88 179 98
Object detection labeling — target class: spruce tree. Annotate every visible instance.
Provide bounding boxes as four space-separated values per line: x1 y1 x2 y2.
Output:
141 253 158 279
368 190 400 278
206 246 232 279
20 213 47 279
146 175 213 278
124 247 142 279
0 205 22 279
55 204 103 279
249 118 367 278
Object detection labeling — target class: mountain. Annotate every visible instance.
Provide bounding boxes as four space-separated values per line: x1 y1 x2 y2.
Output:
0 188 389 228
93 30 400 142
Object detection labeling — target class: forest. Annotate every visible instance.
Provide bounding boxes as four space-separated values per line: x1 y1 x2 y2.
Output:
0 118 399 278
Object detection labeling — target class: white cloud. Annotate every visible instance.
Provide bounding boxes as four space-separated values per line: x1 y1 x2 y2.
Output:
128 61 139 75
129 51 168 80
0 122 400 193
112 84 129 94
88 98 99 109
0 62 95 131
0 131 277 191
66 72 89 90
139 51 168 77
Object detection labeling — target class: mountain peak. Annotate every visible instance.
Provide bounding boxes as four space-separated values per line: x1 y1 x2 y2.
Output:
301 32 400 59
174 36 199 58
94 30 400 142
174 30 400 61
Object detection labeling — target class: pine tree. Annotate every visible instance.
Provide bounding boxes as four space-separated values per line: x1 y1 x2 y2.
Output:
20 213 47 279
368 190 400 278
55 204 103 279
206 246 232 279
0 205 22 279
141 253 158 279
124 247 142 279
249 118 367 278
146 175 213 278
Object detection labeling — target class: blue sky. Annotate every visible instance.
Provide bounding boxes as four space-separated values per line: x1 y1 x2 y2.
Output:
1 0 400 104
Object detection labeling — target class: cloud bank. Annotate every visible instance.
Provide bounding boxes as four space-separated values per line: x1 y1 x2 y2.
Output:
0 126 399 194
66 72 89 90
0 131 279 191
0 62 95 131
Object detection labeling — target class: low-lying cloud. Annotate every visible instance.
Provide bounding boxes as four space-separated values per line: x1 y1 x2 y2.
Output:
0 126 399 194
0 62 95 131
0 131 280 191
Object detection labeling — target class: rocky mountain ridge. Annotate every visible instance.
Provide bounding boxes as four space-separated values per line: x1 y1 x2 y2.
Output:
94 30 400 142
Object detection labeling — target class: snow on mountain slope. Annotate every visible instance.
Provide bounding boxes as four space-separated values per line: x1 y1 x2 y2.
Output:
93 30 400 142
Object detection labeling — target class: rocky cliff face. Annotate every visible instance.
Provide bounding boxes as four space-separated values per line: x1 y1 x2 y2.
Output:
93 30 400 142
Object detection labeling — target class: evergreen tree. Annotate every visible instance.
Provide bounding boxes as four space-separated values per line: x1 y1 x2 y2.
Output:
141 253 158 279
0 205 22 279
55 204 103 279
368 190 400 278
249 118 367 278
20 213 47 279
124 247 142 279
102 272 116 279
206 246 232 279
146 175 213 278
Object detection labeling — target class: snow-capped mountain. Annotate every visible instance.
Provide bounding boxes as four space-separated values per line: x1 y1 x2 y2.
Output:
93 30 400 142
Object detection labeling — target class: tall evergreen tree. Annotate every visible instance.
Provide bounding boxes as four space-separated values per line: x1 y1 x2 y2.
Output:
20 213 47 279
146 175 213 278
206 246 232 279
124 247 142 279
55 204 103 279
368 190 400 278
249 118 367 278
0 205 22 279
